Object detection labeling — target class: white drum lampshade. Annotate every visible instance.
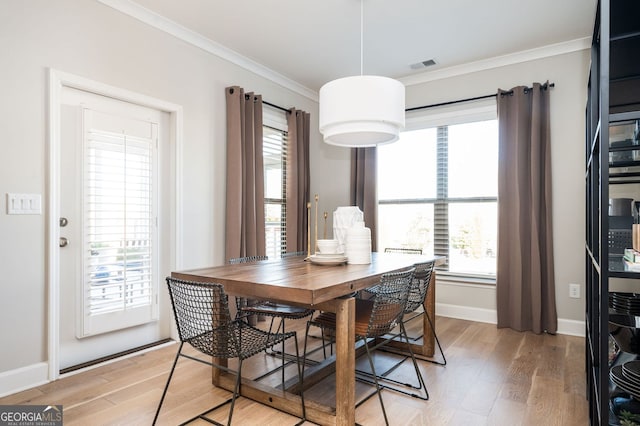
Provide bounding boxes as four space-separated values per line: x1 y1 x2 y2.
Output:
319 75 405 147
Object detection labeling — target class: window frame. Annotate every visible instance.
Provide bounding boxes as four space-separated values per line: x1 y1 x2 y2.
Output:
263 106 288 258
378 98 498 282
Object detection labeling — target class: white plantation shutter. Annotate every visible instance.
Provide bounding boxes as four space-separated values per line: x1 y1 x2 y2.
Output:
263 106 288 258
81 108 158 337
263 125 288 257
434 126 449 267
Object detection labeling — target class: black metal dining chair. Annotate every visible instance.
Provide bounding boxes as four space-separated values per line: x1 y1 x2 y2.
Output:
369 260 446 369
302 268 425 426
281 251 307 258
229 255 314 336
229 255 270 322
354 263 437 397
384 247 423 255
402 260 446 366
229 256 314 380
380 254 446 365
153 277 305 426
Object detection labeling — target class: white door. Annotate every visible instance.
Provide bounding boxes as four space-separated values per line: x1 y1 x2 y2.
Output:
59 87 168 370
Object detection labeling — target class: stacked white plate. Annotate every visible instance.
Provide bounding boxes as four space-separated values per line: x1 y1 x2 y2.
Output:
309 253 347 266
345 221 371 264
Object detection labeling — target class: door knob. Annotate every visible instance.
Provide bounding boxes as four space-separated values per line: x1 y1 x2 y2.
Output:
59 237 69 247
59 217 68 227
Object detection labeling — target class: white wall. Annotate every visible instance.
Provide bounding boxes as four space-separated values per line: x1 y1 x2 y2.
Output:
405 49 590 333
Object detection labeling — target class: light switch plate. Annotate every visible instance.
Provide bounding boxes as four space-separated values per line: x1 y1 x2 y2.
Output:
6 193 42 215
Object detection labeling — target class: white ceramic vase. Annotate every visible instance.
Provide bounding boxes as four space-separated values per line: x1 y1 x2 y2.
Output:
345 221 372 264
333 206 364 254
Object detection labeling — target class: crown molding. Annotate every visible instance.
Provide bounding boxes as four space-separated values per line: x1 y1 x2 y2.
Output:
399 37 591 87
97 0 590 101
96 0 319 102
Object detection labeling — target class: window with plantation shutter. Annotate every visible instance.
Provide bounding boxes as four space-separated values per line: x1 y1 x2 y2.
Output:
81 108 159 337
263 107 288 258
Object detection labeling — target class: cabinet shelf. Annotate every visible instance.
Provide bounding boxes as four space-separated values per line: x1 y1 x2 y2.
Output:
609 168 640 182
610 180 640 185
611 112 640 123
609 161 640 168
609 256 640 277
609 145 640 152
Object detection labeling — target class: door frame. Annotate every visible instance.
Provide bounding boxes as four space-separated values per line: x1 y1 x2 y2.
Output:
47 69 184 380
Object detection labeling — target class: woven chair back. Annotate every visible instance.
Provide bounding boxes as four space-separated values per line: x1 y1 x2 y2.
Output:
365 268 414 337
281 251 306 258
228 255 268 264
405 260 435 313
384 247 423 255
166 278 240 358
227 256 268 315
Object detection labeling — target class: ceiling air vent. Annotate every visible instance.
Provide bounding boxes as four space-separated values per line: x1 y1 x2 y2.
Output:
409 59 437 70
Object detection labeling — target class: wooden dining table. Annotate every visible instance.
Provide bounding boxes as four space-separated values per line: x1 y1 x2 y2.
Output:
171 252 442 426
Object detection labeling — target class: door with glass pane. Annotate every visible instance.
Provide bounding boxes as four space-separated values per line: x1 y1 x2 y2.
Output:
59 87 163 370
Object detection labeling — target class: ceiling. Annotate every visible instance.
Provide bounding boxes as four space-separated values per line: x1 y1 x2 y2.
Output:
109 0 598 94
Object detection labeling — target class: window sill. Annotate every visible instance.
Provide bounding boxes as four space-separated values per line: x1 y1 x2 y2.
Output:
435 271 496 287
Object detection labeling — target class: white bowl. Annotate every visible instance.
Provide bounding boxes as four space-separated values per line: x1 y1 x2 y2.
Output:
317 239 339 254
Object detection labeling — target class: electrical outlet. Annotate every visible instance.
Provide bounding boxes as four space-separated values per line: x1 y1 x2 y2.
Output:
569 283 581 299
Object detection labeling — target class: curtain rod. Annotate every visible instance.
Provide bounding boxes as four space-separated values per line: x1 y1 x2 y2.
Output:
240 92 290 113
261 81 555 114
263 100 290 113
405 82 555 113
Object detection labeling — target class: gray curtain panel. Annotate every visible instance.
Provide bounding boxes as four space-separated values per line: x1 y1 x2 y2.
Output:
286 108 311 252
351 147 378 252
225 86 266 260
496 82 557 334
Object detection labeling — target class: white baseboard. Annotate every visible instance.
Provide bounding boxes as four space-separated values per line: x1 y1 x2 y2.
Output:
435 303 585 337
556 318 585 337
0 341 177 398
436 303 497 324
0 362 49 398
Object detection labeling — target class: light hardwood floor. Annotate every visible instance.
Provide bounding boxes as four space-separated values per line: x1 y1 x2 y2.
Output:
0 317 588 425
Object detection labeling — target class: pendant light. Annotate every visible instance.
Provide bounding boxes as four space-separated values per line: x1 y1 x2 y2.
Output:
319 0 405 147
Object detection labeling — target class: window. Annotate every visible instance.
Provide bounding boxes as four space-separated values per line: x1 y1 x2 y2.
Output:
263 107 288 258
377 100 498 277
83 108 159 336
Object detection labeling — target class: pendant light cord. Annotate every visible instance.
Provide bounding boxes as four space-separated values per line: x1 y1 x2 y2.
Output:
360 0 363 76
